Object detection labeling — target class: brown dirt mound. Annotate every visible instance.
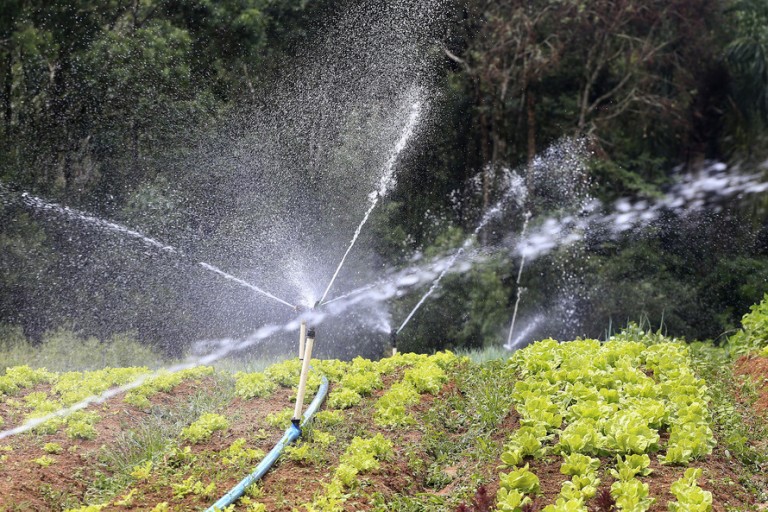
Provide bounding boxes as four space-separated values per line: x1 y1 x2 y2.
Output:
734 354 768 418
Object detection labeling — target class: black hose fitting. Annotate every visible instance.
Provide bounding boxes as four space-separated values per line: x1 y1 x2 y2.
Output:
390 329 397 349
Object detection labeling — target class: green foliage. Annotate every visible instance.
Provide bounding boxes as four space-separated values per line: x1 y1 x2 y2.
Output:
668 468 713 511
339 371 383 395
124 366 214 408
172 476 216 500
500 425 548 468
304 433 394 510
374 381 419 428
66 415 99 440
130 460 153 481
609 454 653 481
285 440 327 465
33 454 56 467
265 407 294 428
541 498 588 512
727 293 768 356
43 442 63 454
404 362 448 395
180 412 229 444
327 387 363 410
498 464 540 495
560 453 600 477
234 371 277 400
0 329 162 373
265 359 303 387
221 438 265 466
0 365 54 396
610 478 655 511
494 488 531 512
602 411 660 455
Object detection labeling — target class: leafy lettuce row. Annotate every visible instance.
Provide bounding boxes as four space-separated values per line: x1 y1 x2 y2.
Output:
1 365 154 437
494 333 716 511
726 293 768 356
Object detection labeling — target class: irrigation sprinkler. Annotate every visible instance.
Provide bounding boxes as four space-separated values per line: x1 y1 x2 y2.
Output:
390 329 398 356
292 327 316 427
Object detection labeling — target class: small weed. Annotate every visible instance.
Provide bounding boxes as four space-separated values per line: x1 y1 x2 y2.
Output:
34 455 56 467
43 442 63 454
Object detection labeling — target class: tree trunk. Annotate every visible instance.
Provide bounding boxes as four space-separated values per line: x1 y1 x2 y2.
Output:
2 51 11 133
526 87 536 164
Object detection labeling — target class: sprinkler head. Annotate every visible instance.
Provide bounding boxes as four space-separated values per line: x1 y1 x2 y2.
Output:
312 300 321 310
390 329 397 348
307 327 316 339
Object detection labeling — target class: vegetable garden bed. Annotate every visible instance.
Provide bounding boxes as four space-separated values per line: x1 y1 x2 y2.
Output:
0 332 765 511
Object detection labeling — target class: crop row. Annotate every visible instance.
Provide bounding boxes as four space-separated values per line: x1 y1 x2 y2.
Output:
493 333 715 511
47 351 458 511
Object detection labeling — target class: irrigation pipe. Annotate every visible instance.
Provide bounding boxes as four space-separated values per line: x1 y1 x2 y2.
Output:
205 373 329 512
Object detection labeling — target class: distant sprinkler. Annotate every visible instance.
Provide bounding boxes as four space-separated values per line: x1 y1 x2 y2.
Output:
313 300 321 310
390 329 398 357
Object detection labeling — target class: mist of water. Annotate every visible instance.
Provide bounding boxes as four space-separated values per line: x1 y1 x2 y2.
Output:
396 174 529 333
0 240 482 440
504 314 545 351
514 165 768 262
15 191 297 309
319 98 424 305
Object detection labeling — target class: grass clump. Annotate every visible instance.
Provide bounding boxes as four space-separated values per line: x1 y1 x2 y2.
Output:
0 327 163 373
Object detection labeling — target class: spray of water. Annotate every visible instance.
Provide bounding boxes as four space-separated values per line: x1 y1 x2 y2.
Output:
0 242 482 440
505 211 532 347
396 175 525 333
17 191 297 309
504 314 545 351
4 165 765 439
515 166 768 262
319 98 424 305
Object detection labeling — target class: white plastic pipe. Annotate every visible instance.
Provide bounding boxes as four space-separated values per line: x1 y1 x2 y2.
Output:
293 328 315 423
299 321 307 360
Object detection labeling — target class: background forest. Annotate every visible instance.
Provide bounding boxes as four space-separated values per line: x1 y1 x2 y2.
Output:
1 0 767 357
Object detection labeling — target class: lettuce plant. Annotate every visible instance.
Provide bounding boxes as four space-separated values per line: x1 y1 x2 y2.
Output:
560 453 600 477
181 412 229 444
609 454 652 481
610 478 655 511
668 468 713 511
234 372 277 399
498 463 540 495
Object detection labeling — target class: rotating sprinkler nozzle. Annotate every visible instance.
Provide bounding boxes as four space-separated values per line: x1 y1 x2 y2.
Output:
390 329 398 357
292 327 316 428
313 300 321 309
